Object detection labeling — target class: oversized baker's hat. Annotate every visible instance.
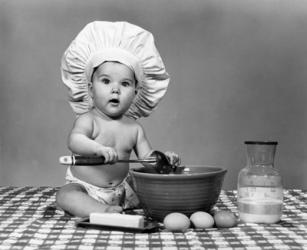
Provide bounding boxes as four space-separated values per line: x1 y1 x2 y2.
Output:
61 21 170 119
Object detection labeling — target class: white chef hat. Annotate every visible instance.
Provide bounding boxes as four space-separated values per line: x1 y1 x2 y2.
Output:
61 21 170 119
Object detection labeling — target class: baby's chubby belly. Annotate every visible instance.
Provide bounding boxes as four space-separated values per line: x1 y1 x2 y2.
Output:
70 163 130 188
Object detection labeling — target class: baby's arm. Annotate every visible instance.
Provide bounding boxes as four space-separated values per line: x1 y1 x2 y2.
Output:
133 123 153 159
68 114 117 162
134 123 181 167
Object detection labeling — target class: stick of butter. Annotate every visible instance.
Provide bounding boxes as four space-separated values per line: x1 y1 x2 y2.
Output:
90 213 145 229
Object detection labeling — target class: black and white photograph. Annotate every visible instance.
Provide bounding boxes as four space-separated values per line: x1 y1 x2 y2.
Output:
0 0 306 249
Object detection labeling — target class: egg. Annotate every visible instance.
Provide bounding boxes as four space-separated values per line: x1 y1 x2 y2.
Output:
214 210 238 228
190 211 214 229
163 212 190 232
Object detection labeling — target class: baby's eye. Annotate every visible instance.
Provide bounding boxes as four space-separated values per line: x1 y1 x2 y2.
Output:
101 78 110 84
121 81 131 87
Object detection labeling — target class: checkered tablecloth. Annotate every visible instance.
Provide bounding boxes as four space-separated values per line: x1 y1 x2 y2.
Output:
0 186 306 249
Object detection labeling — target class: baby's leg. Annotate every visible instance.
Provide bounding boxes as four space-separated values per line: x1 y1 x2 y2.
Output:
56 183 123 217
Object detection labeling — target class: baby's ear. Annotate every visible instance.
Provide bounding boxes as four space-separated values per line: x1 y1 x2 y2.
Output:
135 86 140 95
88 82 93 97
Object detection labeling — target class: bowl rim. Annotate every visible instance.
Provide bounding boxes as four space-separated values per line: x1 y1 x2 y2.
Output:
130 165 227 179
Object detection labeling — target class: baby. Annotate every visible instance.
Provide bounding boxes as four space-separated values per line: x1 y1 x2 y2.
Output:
56 21 180 217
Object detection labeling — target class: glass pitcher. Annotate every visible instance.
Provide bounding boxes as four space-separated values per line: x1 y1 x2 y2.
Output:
237 141 283 223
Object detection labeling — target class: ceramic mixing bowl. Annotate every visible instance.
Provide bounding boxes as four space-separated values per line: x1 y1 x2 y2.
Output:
130 165 227 222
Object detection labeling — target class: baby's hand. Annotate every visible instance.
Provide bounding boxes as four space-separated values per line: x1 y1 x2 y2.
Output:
164 151 181 167
96 146 118 163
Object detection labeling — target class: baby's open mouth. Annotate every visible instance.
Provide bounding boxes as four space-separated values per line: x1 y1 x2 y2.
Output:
109 98 120 104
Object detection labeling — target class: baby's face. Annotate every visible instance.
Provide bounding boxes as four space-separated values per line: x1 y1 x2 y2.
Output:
90 61 137 118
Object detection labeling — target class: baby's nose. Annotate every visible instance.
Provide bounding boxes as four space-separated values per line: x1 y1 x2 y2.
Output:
111 87 120 94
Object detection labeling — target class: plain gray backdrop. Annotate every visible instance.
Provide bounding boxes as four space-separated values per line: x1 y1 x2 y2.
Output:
0 0 306 189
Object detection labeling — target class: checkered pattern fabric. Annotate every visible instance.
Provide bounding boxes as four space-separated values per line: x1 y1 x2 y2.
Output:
0 186 306 249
